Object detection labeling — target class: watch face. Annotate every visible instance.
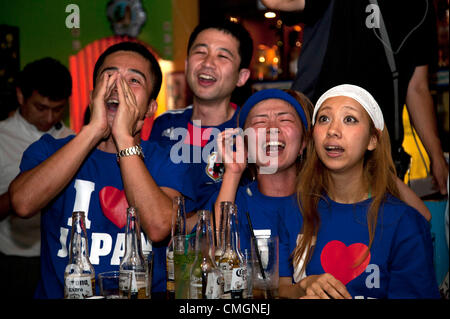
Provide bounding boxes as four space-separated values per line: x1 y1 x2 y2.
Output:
107 0 147 38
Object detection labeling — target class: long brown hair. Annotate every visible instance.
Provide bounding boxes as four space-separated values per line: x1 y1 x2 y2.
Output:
292 114 401 276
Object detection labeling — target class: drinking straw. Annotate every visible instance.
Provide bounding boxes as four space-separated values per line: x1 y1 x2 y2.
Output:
245 212 272 299
212 205 217 247
185 232 195 254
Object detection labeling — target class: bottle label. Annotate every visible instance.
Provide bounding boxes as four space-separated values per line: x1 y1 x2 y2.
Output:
231 267 246 291
119 270 132 291
231 267 247 298
189 272 222 299
167 250 174 281
64 274 93 299
190 276 202 299
219 262 233 295
206 272 222 299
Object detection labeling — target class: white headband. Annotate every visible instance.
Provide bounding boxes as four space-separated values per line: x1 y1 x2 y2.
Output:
312 84 385 131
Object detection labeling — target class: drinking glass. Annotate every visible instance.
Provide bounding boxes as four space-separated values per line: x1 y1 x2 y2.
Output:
173 234 196 299
98 271 131 299
250 236 279 299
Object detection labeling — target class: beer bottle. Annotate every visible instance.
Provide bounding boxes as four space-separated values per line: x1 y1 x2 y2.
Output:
119 207 149 299
189 210 223 299
219 202 247 299
214 201 228 264
166 196 186 299
64 211 95 299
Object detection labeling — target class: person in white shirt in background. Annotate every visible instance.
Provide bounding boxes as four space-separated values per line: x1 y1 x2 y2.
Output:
0 57 73 298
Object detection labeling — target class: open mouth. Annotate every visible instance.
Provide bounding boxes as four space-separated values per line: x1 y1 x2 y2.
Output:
324 144 344 156
263 141 286 156
106 98 119 112
198 73 217 85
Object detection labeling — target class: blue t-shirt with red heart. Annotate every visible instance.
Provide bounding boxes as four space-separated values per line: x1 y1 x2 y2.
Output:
20 134 196 299
294 195 440 299
205 180 440 299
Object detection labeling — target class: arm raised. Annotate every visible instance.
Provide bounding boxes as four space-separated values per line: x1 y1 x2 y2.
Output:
261 0 305 11
9 73 114 218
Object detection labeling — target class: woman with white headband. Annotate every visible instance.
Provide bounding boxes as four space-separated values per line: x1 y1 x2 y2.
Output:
287 84 440 299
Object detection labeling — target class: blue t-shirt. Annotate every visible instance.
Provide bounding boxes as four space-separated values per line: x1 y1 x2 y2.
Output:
150 105 239 211
204 180 302 278
294 195 440 299
20 134 196 299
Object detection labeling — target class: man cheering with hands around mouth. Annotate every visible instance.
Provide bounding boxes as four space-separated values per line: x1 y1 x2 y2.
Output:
9 42 196 298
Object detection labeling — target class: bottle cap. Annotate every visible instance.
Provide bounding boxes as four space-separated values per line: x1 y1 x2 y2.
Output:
253 229 271 238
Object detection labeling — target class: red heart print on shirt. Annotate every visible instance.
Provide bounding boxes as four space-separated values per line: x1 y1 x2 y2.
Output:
320 240 371 285
99 186 129 228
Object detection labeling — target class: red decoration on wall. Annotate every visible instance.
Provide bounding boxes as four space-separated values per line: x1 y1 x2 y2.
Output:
69 35 159 140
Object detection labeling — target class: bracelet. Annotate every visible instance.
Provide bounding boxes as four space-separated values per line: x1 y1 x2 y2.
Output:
116 145 144 161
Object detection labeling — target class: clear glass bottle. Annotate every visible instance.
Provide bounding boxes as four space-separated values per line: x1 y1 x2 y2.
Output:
243 248 251 299
166 196 186 299
189 210 223 299
214 201 228 264
119 207 149 299
64 211 95 299
219 202 247 299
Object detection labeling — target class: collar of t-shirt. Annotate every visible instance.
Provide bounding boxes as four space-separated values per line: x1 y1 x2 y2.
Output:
184 103 238 147
245 179 295 202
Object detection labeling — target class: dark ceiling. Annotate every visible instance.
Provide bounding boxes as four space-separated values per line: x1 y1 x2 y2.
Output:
199 0 269 22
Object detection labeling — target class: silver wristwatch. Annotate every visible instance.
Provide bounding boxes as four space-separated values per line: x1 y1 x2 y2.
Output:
116 144 144 161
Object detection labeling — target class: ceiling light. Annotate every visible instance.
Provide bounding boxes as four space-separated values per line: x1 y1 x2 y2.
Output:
264 11 276 19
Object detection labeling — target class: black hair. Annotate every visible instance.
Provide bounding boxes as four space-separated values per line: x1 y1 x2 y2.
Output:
187 20 253 70
17 57 72 101
92 41 162 100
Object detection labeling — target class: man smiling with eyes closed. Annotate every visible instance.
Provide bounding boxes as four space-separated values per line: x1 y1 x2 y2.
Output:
150 20 253 212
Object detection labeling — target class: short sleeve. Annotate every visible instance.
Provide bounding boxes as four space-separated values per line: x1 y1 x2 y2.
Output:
387 207 440 298
408 0 438 68
144 142 198 209
20 134 72 173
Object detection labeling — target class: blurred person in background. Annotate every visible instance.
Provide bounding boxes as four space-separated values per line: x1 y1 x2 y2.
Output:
0 57 73 298
261 0 448 195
